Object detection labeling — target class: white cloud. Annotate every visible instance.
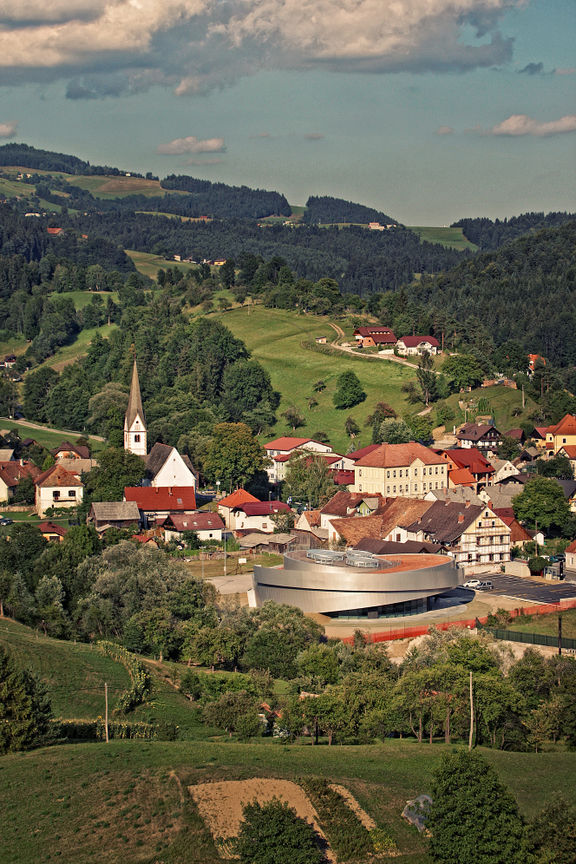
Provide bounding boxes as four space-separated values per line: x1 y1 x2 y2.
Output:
489 114 576 137
436 125 454 135
157 136 226 155
0 0 523 97
0 122 18 138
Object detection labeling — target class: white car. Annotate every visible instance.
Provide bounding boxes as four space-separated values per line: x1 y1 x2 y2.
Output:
463 579 481 588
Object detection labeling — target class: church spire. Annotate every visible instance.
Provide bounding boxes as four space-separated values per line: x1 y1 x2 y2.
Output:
124 359 147 456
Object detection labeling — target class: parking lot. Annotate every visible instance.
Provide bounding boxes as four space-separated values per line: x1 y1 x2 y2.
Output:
469 574 576 604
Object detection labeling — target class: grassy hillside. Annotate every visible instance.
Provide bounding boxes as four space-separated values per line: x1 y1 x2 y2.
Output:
439 384 537 432
0 419 104 451
1 739 574 864
212 307 416 453
65 175 174 199
0 176 66 212
0 619 212 735
408 226 478 252
126 249 199 280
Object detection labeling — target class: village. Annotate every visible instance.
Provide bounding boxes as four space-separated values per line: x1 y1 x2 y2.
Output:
1 356 575 636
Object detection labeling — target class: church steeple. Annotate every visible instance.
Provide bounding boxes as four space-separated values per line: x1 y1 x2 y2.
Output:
124 359 147 456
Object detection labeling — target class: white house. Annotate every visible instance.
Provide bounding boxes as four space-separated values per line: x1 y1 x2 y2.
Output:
396 336 441 356
264 436 334 484
146 442 197 488
162 512 224 542
35 464 84 518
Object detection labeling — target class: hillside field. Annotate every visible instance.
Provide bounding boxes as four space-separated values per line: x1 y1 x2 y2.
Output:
65 175 182 199
126 248 199 279
212 306 416 453
407 226 478 252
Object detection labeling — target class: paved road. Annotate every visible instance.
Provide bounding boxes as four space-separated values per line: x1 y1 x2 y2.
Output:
470 573 576 604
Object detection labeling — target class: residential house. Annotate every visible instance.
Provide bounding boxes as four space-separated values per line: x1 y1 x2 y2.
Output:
455 422 501 452
352 442 448 497
424 486 484 506
487 458 520 485
217 489 260 529
565 538 576 570
403 500 511 566
238 533 296 554
328 496 433 546
438 448 495 489
35 464 84 517
264 436 334 484
531 427 549 448
146 442 197 489
162 512 224 543
52 441 91 461
353 326 397 349
123 486 197 524
505 428 525 444
492 513 533 550
38 521 67 543
395 335 441 356
545 414 576 454
0 460 40 503
88 501 142 534
557 445 576 476
293 510 328 548
232 501 292 535
319 491 385 532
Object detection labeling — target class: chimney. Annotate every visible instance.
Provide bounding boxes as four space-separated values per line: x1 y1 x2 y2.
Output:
458 513 465 523
465 500 471 508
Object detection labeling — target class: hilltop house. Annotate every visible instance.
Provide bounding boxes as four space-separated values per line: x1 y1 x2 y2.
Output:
396 335 440 356
352 442 448 498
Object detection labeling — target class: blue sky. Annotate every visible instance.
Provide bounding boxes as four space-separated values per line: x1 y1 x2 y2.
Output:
0 0 574 223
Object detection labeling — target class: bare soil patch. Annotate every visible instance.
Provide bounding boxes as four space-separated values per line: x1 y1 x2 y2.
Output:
329 783 376 830
189 777 335 860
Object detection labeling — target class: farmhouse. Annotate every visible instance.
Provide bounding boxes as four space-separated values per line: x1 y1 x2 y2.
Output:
0 460 40 503
162 512 224 543
232 500 292 535
353 326 397 349
455 422 501 452
217 489 260 529
35 464 84 518
396 335 440 356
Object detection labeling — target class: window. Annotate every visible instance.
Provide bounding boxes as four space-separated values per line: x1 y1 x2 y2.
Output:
135 434 140 443
393 470 396 478
393 486 396 493
387 470 390 479
396 533 401 542
68 490 76 498
262 522 268 529
52 491 60 500
414 468 418 475
414 484 418 492
359 469 362 477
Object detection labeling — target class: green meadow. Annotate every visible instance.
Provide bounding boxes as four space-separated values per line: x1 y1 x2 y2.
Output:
408 226 478 252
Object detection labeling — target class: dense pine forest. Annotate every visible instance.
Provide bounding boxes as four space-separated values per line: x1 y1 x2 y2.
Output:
303 195 397 225
452 211 575 250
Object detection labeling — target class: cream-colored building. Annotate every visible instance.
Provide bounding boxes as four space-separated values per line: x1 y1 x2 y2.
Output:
35 464 84 518
545 414 576 455
352 442 448 498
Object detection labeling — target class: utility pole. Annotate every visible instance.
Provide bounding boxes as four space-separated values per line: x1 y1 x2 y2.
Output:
558 615 563 656
468 671 474 751
104 683 109 743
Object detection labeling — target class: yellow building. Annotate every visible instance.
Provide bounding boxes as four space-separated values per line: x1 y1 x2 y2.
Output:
352 442 448 498
545 414 576 454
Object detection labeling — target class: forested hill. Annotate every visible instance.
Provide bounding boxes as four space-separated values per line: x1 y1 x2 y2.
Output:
416 220 576 367
160 175 290 218
452 211 575 250
0 143 135 177
304 195 398 225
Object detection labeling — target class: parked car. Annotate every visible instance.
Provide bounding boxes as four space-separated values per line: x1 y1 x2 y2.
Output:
0 518 13 526
476 581 493 590
463 579 481 588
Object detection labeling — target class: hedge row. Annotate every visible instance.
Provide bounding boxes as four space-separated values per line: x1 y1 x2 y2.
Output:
96 641 152 713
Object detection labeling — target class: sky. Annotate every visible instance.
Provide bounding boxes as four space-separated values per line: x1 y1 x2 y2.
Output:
0 0 574 224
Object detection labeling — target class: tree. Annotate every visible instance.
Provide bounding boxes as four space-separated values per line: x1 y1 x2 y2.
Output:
234 800 323 864
205 422 268 490
498 435 521 461
416 351 437 405
201 690 258 737
22 367 59 422
283 451 336 509
344 416 360 439
377 418 413 444
333 371 366 410
443 354 484 391
513 476 575 535
366 401 397 442
428 751 527 864
84 447 145 502
526 795 576 864
536 454 574 480
0 646 53 754
221 360 279 422
281 406 306 431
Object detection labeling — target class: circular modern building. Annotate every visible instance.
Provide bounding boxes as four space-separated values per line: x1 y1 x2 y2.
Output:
251 550 460 619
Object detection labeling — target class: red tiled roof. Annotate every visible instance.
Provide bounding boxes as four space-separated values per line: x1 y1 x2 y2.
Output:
38 521 67 536
264 437 321 451
330 497 433 544
241 501 291 516
355 442 444 469
320 490 384 517
35 464 84 488
334 470 355 485
0 460 40 488
449 467 476 487
165 512 224 532
442 448 495 476
565 538 576 554
218 489 259 509
52 441 90 459
354 326 395 337
347 444 380 461
560 446 576 459
397 335 440 348
547 414 576 437
124 486 196 510
505 428 524 441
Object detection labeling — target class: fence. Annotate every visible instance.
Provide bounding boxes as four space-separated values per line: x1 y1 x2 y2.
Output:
341 597 576 644
481 627 576 651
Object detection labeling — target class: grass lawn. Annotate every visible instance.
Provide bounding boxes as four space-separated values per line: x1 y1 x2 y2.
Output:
506 608 576 639
0 334 27 357
56 290 119 310
437 383 537 431
408 226 478 252
0 738 573 864
212 306 416 453
126 249 199 280
0 418 104 451
65 175 174 199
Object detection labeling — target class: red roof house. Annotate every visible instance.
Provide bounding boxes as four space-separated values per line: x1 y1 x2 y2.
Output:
123 486 196 518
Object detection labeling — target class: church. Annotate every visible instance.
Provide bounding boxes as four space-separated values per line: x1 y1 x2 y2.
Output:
124 359 197 490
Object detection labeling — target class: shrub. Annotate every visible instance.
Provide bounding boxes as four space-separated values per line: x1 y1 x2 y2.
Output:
96 641 152 713
233 800 324 864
